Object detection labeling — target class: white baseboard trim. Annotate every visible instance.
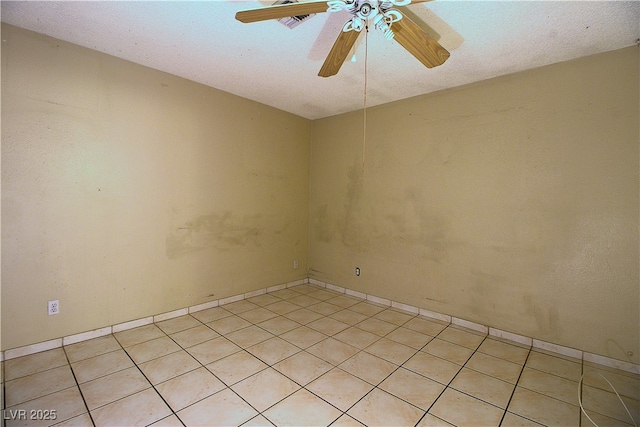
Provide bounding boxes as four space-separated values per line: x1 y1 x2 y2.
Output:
3 276 638 375
2 278 308 362
306 278 639 374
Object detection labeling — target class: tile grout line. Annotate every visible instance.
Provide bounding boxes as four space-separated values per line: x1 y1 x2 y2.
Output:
152 317 214 427
244 292 416 425
94 307 576 427
201 290 353 426
156 288 317 425
240 298 495 422
112 326 181 426
107 316 229 424
358 317 442 426
497 344 532 426
499 347 599 424
60 345 97 427
3 360 87 417
315 310 454 426
414 325 490 425
308 318 412 424
1 360 4 425
408 325 456 426
338 319 491 426
579 354 585 426
155 310 278 425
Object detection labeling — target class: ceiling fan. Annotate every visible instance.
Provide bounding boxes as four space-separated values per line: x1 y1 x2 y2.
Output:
236 0 450 77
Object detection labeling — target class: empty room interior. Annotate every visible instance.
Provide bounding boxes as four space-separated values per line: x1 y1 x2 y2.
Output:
1 1 639 426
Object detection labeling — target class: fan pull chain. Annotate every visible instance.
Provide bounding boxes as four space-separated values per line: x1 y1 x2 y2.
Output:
362 24 369 173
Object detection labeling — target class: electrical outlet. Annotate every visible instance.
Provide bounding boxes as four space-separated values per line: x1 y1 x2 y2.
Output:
293 260 299 269
48 300 60 316
355 267 361 276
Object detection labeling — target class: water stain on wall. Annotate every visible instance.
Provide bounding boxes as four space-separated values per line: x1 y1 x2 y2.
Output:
466 269 509 318
523 294 562 339
377 186 454 263
313 204 333 243
339 163 368 249
312 166 455 262
166 211 290 259
470 269 508 289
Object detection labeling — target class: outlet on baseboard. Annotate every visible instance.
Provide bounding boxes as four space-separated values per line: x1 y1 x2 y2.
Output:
48 300 60 315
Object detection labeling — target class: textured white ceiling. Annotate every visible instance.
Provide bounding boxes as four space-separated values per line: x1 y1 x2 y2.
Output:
2 1 639 119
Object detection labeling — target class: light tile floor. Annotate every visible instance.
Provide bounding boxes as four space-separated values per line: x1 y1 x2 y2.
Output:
2 283 639 426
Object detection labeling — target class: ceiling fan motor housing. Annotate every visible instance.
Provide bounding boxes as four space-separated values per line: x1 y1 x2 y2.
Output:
330 0 407 37
357 1 376 19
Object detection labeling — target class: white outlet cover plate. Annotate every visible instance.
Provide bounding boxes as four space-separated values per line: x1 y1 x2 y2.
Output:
48 300 60 315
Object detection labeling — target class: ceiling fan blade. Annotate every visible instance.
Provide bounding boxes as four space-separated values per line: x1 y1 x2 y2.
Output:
236 1 329 23
393 13 450 68
318 28 361 77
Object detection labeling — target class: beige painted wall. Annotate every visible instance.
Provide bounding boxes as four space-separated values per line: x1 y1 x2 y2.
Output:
2 22 638 365
310 47 639 364
1 25 311 350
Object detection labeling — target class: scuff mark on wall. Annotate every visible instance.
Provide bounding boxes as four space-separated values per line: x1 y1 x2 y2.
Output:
470 269 508 290
166 211 290 259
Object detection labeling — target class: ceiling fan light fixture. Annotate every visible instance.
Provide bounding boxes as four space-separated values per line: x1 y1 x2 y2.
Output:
373 9 403 39
332 0 404 39
343 17 365 32
235 0 451 77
